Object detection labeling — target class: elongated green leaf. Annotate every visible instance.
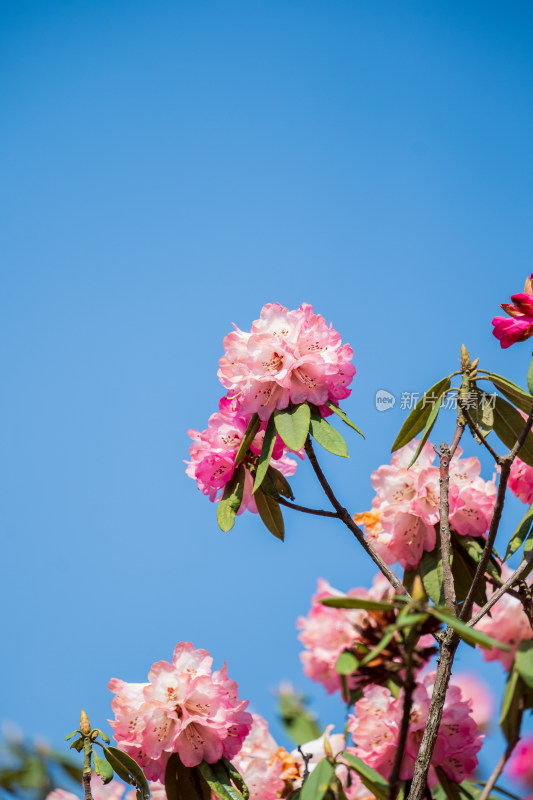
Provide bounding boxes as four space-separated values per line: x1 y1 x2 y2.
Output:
434 768 463 800
217 465 246 533
277 687 321 746
419 546 445 607
320 597 399 611
454 535 501 581
234 414 260 465
342 752 389 800
255 489 284 540
197 761 244 800
69 738 83 752
430 608 510 651
309 410 348 457
391 612 429 629
325 401 364 437
102 747 150 800
492 396 533 466
516 640 533 689
391 376 451 452
486 373 533 415
300 758 335 800
97 730 111 744
94 756 114 785
253 415 277 493
265 466 295 500
274 404 311 451
165 755 210 800
451 538 487 606
500 665 524 743
505 501 533 561
408 393 445 467
222 758 249 800
65 730 78 741
335 651 358 675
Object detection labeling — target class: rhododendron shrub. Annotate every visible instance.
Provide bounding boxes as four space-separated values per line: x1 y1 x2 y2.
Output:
58 289 533 800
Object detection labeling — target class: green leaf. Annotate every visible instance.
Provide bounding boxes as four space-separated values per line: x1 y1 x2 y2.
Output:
197 760 244 800
408 393 445 467
274 403 311 451
335 651 358 675
451 537 487 607
309 409 348 458
419 546 445 607
65 730 78 741
505 501 533 561
342 752 389 800
97 730 111 744
492 395 533 466
255 489 285 540
93 756 114 785
69 738 84 753
434 768 463 800
300 758 335 800
101 746 150 800
265 466 295 500
528 357 533 397
221 758 250 800
430 608 511 651
357 628 396 668
277 688 321 746
253 415 277 493
454 535 501 582
486 373 533 415
217 465 246 532
391 376 451 452
234 414 260 465
320 597 399 611
500 664 524 743
325 401 364 437
516 640 533 689
165 754 210 800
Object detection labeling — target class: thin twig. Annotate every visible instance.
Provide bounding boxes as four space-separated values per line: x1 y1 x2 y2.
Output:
469 549 533 627
275 495 339 518
478 712 523 800
438 428 463 613
389 630 418 800
303 437 410 597
457 400 502 463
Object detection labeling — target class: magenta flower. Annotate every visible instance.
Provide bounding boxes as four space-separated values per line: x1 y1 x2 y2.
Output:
508 457 533 505
218 303 356 420
108 642 252 778
492 274 533 348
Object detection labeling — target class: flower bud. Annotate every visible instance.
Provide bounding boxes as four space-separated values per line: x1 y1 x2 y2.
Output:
79 710 91 736
460 344 471 370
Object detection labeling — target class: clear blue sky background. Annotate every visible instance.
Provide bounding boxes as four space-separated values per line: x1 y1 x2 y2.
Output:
2 0 533 793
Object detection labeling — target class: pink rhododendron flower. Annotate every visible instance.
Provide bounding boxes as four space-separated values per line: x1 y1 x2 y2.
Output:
186 396 301 511
218 303 356 420
47 778 167 800
473 568 533 671
453 672 494 731
297 575 435 695
347 673 482 788
109 642 252 780
231 714 300 799
291 727 371 800
492 274 533 348
355 441 496 568
508 457 533 505
508 734 533 788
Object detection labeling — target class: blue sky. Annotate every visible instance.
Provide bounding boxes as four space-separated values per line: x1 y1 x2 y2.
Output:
2 0 533 792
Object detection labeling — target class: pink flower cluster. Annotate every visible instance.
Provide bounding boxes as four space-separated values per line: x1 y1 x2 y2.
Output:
218 302 355 420
108 642 252 780
354 441 497 568
231 714 300 800
474 566 533 671
186 396 300 511
47 778 167 800
347 673 483 787
492 273 533 348
297 575 395 694
508 457 533 506
508 734 533 788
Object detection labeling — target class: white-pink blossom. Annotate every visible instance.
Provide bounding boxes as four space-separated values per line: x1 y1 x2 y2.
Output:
355 442 497 568
508 458 533 506
347 673 482 788
218 303 356 420
109 642 252 779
